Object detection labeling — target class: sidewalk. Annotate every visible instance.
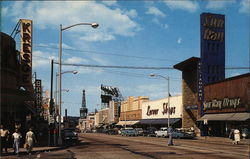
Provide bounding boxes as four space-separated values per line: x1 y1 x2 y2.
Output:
0 146 62 158
196 136 250 145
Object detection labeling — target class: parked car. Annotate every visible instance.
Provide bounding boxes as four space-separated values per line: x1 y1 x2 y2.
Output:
155 127 168 138
61 128 79 144
172 128 195 139
142 127 157 137
135 128 143 136
121 128 137 136
106 128 118 135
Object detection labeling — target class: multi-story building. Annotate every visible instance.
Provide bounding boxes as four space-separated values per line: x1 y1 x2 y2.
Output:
117 96 149 126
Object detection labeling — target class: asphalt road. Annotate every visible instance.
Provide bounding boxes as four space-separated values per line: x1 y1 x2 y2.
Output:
1 133 249 159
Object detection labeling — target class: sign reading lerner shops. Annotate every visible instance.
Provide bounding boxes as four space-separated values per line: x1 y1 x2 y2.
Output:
204 98 241 110
20 19 32 91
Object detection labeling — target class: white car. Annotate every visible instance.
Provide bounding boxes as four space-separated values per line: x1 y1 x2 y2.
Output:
155 127 168 138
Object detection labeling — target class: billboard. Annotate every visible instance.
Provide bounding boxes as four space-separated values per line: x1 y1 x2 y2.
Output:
20 19 33 91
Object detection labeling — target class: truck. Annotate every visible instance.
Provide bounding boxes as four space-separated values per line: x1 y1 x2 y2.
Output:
155 127 168 138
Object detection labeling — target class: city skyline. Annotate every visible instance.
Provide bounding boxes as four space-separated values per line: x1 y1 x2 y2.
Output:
2 0 249 116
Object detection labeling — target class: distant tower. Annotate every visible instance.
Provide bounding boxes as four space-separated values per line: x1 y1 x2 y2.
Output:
80 89 88 118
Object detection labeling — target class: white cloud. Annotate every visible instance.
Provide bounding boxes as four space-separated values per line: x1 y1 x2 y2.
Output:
230 72 241 77
206 0 235 10
32 50 56 68
164 1 199 12
239 0 250 14
124 9 138 18
146 6 166 17
6 1 141 41
177 37 182 44
79 32 115 42
102 1 117 6
152 18 169 30
64 56 88 64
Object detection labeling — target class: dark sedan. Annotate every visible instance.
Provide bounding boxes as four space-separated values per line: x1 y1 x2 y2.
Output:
61 128 79 144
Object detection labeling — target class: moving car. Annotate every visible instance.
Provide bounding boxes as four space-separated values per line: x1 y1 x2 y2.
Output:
172 128 195 139
61 128 79 144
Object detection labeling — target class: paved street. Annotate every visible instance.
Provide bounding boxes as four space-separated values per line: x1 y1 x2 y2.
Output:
1 133 249 159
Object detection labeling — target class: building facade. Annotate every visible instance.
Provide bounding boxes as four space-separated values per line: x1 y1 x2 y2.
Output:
199 73 250 136
140 96 182 128
118 96 149 126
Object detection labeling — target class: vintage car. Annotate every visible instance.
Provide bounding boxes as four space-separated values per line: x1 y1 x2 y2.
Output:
61 128 79 144
121 128 138 136
155 127 168 138
142 127 157 137
172 128 195 139
134 128 144 136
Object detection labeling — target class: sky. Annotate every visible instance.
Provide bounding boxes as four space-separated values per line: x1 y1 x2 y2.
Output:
1 0 249 116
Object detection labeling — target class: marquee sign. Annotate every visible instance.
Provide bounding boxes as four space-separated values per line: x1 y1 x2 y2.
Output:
20 19 33 91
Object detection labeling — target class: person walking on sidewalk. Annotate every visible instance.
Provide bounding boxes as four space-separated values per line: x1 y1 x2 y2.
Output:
167 127 174 146
25 127 37 155
12 128 22 156
0 125 10 155
233 128 241 145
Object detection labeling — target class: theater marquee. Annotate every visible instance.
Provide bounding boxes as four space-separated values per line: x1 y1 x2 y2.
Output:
20 19 32 91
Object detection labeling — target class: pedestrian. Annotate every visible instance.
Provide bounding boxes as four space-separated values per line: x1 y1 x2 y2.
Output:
25 127 37 155
0 125 10 155
229 128 235 144
167 127 174 146
12 128 22 156
233 128 241 145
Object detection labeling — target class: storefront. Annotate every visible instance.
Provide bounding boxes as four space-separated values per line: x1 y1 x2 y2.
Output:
140 95 182 129
199 73 250 137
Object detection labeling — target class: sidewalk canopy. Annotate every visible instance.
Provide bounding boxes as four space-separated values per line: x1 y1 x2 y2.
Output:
198 112 250 121
116 120 139 126
139 118 181 125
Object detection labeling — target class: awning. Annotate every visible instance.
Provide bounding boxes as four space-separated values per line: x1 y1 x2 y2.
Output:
139 118 181 125
198 113 250 121
116 120 139 126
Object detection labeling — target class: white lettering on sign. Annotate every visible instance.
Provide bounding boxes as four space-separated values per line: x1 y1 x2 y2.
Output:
204 98 241 110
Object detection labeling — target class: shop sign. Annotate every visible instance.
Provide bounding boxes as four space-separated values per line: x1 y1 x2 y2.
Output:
146 102 176 116
204 98 241 110
35 79 42 113
202 14 224 42
20 19 32 91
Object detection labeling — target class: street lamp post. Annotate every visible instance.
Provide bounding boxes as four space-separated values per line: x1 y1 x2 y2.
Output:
58 22 98 145
150 74 170 128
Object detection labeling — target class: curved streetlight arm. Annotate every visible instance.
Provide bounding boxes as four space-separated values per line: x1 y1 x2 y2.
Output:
57 70 78 76
61 23 99 31
150 74 169 80
149 73 170 128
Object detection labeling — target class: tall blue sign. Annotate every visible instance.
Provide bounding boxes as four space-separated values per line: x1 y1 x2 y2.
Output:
200 13 225 116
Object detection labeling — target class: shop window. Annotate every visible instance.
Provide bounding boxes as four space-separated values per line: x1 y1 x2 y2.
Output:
207 65 210 74
207 76 210 82
207 43 210 51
